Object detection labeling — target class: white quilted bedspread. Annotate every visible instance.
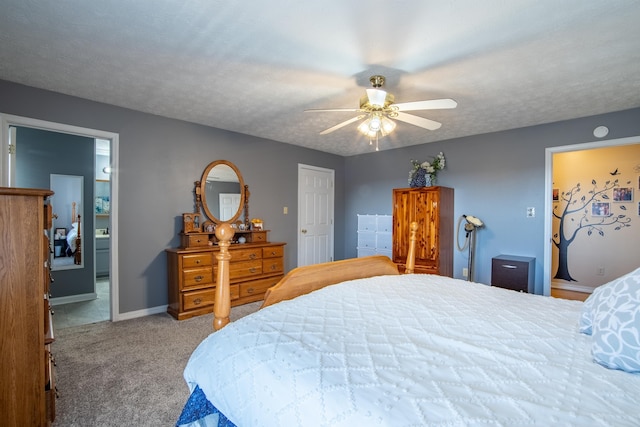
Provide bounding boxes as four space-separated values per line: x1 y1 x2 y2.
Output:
184 274 640 426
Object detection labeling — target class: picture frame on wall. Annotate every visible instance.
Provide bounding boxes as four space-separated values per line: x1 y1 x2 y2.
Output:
591 202 610 217
552 188 559 202
613 187 633 202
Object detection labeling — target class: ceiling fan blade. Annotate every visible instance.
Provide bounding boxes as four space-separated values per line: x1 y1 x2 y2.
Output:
394 112 442 130
319 115 366 135
305 108 360 113
394 98 457 111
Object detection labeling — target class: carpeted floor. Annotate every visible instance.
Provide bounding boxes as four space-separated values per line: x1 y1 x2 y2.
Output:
52 302 261 426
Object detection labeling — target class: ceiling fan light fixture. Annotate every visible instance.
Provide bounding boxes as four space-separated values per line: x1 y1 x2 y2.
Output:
368 115 381 132
357 119 377 137
366 88 388 108
380 116 396 135
307 74 456 151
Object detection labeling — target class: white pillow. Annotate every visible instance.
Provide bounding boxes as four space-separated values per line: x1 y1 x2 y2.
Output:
580 267 640 373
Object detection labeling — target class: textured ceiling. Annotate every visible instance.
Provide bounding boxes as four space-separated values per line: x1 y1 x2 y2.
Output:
1 1 639 156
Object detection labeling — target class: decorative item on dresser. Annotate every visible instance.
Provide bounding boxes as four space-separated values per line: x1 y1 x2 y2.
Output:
166 160 285 320
0 187 56 426
392 186 454 276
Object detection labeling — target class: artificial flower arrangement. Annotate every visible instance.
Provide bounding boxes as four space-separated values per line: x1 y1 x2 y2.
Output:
408 152 446 187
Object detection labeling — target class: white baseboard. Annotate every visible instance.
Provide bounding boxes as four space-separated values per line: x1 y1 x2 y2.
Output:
113 305 168 322
551 281 593 293
50 294 168 323
50 293 97 306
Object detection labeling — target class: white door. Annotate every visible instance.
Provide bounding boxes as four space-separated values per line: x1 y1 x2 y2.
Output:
298 164 334 267
219 193 241 221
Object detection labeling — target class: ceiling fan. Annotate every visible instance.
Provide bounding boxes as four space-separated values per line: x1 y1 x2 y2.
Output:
305 75 457 150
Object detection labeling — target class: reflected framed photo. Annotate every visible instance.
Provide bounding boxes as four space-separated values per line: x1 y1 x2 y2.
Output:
613 187 633 202
552 188 559 202
55 228 66 239
591 202 610 217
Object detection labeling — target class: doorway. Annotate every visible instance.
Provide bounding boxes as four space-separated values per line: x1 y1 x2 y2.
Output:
0 113 120 322
297 164 335 267
544 135 640 297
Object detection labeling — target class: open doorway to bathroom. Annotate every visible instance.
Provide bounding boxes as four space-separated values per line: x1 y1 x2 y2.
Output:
55 138 113 328
1 113 120 326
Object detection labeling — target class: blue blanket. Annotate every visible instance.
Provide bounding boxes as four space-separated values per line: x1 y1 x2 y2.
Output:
176 386 237 427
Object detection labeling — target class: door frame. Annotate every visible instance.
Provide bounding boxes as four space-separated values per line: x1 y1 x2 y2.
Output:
297 163 335 266
543 134 640 296
0 113 121 321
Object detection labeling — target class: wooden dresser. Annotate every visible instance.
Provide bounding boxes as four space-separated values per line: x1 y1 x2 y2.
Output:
167 230 285 320
0 187 56 426
392 186 454 276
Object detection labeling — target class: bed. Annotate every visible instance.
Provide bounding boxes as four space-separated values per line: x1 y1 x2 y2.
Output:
64 201 82 264
177 223 640 426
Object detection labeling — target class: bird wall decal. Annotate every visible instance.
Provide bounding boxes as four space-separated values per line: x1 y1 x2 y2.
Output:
610 168 620 175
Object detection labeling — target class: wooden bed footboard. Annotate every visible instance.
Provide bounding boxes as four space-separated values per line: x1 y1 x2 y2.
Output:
261 255 399 308
212 221 419 330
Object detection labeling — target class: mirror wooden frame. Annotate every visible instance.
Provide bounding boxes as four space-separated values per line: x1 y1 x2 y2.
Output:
198 160 246 225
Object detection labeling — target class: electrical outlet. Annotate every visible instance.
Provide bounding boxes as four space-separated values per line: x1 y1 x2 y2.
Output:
462 268 468 278
526 207 535 217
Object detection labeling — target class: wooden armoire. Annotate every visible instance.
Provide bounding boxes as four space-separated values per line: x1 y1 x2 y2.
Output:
0 187 56 426
392 186 454 276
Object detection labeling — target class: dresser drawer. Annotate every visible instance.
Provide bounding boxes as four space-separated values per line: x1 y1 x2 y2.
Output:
251 231 267 243
229 259 262 279
183 288 215 311
262 257 283 274
230 284 240 301
239 276 282 298
182 253 212 268
262 246 284 258
491 255 535 293
182 233 210 248
232 247 262 261
183 267 213 288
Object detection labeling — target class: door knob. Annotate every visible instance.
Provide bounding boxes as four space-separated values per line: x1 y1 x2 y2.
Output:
301 229 307 234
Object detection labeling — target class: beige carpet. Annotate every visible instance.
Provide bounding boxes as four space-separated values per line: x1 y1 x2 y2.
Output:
52 302 261 426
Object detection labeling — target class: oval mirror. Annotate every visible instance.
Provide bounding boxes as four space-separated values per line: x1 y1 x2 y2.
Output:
200 160 245 224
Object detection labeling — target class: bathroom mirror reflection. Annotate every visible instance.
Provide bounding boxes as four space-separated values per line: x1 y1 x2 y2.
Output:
50 174 84 270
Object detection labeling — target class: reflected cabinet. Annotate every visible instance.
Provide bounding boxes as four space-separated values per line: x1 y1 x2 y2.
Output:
392 186 454 276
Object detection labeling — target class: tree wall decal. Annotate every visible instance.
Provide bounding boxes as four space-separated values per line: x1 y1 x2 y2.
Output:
552 178 631 281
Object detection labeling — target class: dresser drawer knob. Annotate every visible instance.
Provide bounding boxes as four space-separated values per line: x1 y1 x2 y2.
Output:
250 253 257 259
501 264 518 269
193 298 202 305
249 268 257 273
195 259 201 264
247 287 254 294
195 275 204 282
270 251 276 255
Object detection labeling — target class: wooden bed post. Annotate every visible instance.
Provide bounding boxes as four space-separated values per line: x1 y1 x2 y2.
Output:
404 221 418 274
213 223 235 331
74 214 82 265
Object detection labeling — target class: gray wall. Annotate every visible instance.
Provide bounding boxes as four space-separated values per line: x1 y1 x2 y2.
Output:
0 80 345 314
15 126 96 297
345 108 640 293
1 79 639 313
